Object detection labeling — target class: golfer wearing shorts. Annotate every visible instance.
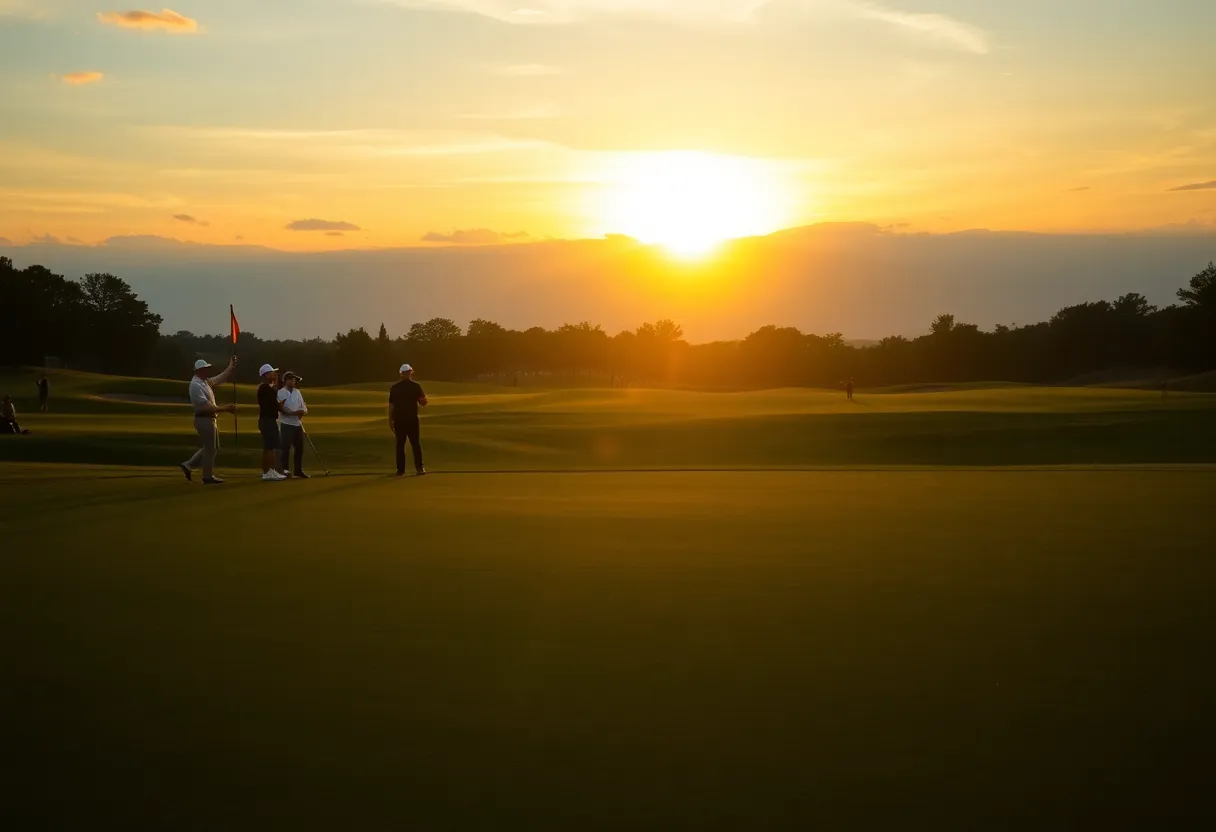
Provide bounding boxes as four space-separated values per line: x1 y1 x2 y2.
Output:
181 357 237 484
257 363 286 481
389 363 427 476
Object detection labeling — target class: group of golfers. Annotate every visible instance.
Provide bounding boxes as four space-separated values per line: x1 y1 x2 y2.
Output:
180 358 427 484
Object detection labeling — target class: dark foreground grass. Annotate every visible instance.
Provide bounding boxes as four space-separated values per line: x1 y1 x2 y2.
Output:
4 466 1215 829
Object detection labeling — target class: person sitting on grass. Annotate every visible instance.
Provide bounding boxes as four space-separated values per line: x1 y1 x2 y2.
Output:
1 395 30 435
277 371 310 479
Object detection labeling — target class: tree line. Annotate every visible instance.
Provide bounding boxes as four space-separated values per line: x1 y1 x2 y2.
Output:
4 254 1214 388
1 256 163 375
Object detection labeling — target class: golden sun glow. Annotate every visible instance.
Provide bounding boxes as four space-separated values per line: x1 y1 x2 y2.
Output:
595 152 794 258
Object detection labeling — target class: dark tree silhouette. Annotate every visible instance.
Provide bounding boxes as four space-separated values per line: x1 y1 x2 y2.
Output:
6 260 1214 389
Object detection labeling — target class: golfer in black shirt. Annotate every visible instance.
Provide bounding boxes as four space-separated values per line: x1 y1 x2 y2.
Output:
389 363 428 476
257 363 286 481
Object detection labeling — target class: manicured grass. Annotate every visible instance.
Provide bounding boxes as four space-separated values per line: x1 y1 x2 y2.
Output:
3 373 1215 826
2 368 1215 470
3 466 1214 828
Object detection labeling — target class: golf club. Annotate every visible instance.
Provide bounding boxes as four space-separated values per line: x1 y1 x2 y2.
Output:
302 427 331 476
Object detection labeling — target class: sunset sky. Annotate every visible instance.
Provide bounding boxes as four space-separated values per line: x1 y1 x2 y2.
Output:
2 1 1214 251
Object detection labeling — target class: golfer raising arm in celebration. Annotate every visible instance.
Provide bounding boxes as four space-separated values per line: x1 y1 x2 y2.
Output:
181 356 237 485
390 363 427 476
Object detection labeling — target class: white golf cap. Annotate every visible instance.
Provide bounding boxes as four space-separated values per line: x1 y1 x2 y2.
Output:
258 363 279 377
193 359 212 371
399 364 413 374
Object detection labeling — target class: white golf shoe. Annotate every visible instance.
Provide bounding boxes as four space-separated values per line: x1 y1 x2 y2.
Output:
262 470 286 481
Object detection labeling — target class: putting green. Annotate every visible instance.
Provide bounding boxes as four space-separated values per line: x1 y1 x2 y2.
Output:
4 465 1215 827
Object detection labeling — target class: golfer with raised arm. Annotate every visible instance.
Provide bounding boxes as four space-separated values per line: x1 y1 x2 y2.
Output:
181 356 237 484
389 363 427 476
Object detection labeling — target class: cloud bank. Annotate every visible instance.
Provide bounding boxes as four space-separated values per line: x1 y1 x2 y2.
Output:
422 228 530 245
287 218 362 232
97 8 199 32
1169 180 1216 192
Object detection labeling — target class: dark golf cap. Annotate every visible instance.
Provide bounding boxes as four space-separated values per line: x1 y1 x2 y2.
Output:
283 371 302 381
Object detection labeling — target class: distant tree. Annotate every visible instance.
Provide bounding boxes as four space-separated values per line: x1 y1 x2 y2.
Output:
334 327 378 381
408 318 462 343
1178 262 1216 308
377 323 391 344
467 319 508 338
930 314 955 336
79 272 162 374
636 319 684 343
1113 292 1157 318
0 261 86 366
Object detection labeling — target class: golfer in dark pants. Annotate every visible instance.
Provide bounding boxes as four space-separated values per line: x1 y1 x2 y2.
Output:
389 363 428 476
277 371 309 478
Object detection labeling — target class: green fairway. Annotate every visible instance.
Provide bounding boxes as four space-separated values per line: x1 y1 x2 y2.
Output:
2 368 1215 470
3 372 1215 827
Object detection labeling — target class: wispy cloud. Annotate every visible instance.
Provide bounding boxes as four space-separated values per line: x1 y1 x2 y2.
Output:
61 71 104 85
423 228 531 245
1169 180 1216 192
847 2 989 54
495 64 563 76
287 218 361 232
173 213 209 226
1068 186 1091 192
380 0 990 54
381 0 766 25
145 126 560 159
97 8 199 33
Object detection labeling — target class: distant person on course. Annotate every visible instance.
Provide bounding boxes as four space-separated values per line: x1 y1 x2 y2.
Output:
846 378 855 401
181 356 237 485
257 363 286 482
389 363 428 476
277 371 309 479
37 374 49 413
1 395 29 435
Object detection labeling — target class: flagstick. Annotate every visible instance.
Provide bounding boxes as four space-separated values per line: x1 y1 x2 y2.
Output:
233 349 238 451
230 304 239 452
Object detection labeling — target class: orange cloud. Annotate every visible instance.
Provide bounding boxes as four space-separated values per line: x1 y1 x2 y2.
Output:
97 8 199 32
62 71 104 85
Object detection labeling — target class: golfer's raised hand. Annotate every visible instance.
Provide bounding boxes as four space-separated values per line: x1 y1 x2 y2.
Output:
224 404 238 415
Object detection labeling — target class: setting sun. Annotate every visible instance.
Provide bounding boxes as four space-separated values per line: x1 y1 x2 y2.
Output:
595 152 794 257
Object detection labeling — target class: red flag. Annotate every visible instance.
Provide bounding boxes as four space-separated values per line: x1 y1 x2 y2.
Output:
230 305 239 345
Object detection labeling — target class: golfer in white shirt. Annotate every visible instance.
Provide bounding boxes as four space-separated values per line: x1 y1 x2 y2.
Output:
277 371 309 479
181 356 237 484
